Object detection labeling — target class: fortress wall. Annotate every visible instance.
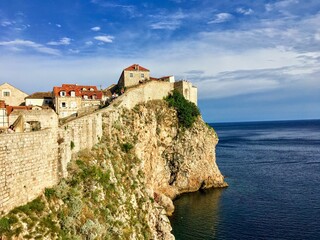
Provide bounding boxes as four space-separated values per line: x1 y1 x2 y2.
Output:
0 111 103 215
0 80 196 216
114 81 174 110
58 112 103 177
0 129 59 215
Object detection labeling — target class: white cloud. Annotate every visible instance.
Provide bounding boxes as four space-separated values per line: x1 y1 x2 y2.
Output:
314 33 320 41
94 35 114 43
85 41 93 45
56 24 62 28
91 26 101 31
1 20 13 27
236 7 254 15
0 39 60 55
208 13 233 24
150 11 186 30
47 37 71 46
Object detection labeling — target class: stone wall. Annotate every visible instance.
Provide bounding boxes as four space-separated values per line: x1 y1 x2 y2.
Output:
0 129 59 215
174 81 198 105
58 112 103 177
113 81 174 110
9 109 58 130
0 80 197 216
0 111 103 215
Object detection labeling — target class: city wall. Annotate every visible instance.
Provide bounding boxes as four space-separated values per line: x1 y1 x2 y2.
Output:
0 80 192 216
0 129 59 215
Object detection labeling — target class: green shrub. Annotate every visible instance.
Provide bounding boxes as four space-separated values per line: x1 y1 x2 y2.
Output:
165 90 200 128
70 141 75 150
13 197 45 215
44 188 56 199
0 217 10 234
121 143 133 153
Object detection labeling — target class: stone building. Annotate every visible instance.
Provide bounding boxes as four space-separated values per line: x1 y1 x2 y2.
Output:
25 92 53 107
117 64 150 89
53 84 102 118
0 83 28 106
9 108 58 132
0 100 8 130
174 81 198 106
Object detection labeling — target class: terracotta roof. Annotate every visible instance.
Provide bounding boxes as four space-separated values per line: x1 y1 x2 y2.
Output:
53 84 103 99
124 64 149 72
25 92 52 99
6 106 32 115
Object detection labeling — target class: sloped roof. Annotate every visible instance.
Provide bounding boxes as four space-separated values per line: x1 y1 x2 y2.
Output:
0 82 28 95
124 64 149 72
53 84 103 99
25 91 52 99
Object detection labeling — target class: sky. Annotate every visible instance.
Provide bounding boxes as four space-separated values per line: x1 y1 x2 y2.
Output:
0 0 319 122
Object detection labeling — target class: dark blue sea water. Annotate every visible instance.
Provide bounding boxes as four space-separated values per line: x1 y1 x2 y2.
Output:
170 120 320 240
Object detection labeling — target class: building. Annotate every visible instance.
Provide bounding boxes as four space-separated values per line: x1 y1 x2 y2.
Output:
53 84 103 118
0 100 8 130
174 81 198 106
0 83 28 106
117 64 150 89
25 92 53 107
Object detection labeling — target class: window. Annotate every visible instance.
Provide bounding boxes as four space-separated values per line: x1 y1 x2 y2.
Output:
61 102 66 108
70 91 75 97
60 91 66 97
82 88 87 91
83 95 88 100
2 90 10 97
90 88 94 91
92 95 96 99
130 73 133 77
141 73 144 78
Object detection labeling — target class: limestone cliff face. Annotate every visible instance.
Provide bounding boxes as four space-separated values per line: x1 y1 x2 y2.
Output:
0 100 226 240
103 100 227 216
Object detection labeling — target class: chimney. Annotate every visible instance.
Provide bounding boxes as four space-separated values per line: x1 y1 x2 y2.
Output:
135 64 139 71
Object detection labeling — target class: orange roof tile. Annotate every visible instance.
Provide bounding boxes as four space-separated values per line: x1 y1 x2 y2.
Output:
124 64 149 72
53 84 103 99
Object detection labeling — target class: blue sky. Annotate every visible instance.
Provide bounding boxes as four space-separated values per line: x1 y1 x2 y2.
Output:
0 0 319 122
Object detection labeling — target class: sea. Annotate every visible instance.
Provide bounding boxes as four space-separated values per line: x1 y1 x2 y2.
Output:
169 119 320 240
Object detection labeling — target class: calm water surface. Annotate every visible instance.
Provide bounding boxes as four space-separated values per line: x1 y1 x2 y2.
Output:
170 120 320 240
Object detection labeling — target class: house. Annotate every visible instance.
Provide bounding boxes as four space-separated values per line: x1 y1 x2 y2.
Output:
53 84 103 118
0 83 28 106
117 64 150 89
0 100 8 130
25 92 53 107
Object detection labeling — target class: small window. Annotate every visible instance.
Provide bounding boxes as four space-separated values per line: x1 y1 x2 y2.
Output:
90 88 94 91
141 73 144 78
61 102 66 108
82 88 87 91
130 73 133 77
60 91 66 97
2 90 11 97
70 91 75 97
83 95 88 100
92 95 96 99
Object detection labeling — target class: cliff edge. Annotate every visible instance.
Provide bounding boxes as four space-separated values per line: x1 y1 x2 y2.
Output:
0 99 227 239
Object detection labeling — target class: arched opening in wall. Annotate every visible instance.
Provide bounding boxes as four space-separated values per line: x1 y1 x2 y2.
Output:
184 88 189 99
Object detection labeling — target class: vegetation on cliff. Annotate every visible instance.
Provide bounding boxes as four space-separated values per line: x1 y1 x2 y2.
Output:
165 90 200 128
0 137 156 239
0 99 225 240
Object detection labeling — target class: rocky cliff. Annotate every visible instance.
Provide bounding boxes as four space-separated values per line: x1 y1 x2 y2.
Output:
0 100 226 239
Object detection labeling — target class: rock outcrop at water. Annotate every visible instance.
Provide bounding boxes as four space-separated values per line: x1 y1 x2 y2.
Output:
0 100 226 239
